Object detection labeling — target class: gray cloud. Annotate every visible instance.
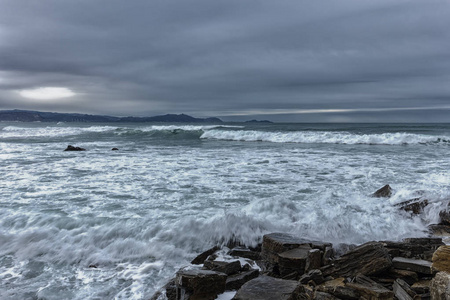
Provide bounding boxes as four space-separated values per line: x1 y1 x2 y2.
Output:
0 0 449 121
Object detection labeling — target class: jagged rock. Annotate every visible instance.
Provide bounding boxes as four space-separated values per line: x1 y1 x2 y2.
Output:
64 145 86 151
261 233 311 264
191 246 219 265
432 245 450 273
373 184 392 197
175 269 226 300
392 257 433 275
393 278 417 300
322 245 334 266
299 269 324 285
346 274 394 300
229 247 260 260
385 268 419 285
316 278 359 300
396 198 429 215
307 249 322 271
225 269 259 291
277 245 312 277
324 242 392 278
383 238 444 260
411 280 431 294
203 260 241 275
430 272 450 300
439 210 450 225
232 276 305 300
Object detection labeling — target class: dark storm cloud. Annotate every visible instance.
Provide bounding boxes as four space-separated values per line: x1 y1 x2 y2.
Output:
0 0 449 121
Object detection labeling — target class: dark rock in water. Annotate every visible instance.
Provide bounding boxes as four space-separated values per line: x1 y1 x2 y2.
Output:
176 269 226 300
392 257 433 275
325 242 392 278
396 198 429 215
225 269 259 291
203 260 241 276
383 238 444 261
111 147 119 151
191 246 219 265
439 209 450 225
232 275 305 300
373 184 392 198
229 247 261 261
149 278 177 300
316 278 359 300
430 272 450 300
88 264 97 268
346 274 394 300
64 145 86 151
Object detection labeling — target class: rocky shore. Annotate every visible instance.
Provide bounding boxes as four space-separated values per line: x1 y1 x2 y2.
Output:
151 185 450 300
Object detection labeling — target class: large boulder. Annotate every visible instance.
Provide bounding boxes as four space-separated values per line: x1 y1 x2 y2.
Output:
261 233 311 264
432 245 450 273
175 269 227 300
232 276 305 300
430 272 450 300
325 242 392 278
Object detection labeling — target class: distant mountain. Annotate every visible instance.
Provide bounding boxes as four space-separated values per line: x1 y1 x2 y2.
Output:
0 110 223 123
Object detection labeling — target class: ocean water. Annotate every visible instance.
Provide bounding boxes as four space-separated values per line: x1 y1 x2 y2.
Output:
0 122 449 299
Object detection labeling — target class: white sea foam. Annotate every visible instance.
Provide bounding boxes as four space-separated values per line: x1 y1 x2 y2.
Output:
0 125 119 138
140 125 244 132
201 129 449 145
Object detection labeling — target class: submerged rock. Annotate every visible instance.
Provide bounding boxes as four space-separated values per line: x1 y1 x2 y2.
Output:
64 145 86 151
373 184 392 198
396 198 429 215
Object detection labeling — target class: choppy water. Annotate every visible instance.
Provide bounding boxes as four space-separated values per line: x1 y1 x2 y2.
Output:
0 122 449 299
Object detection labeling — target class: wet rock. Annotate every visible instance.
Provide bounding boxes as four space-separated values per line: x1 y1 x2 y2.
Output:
277 245 312 277
439 209 450 225
64 145 86 151
111 147 119 151
432 245 450 273
428 224 450 237
316 278 359 300
229 247 260 261
346 274 394 300
203 260 241 275
232 275 305 300
322 245 334 266
261 233 311 264
392 257 433 275
383 238 444 260
430 272 450 300
225 269 259 291
191 246 219 265
325 242 392 278
393 278 417 300
313 291 340 300
149 279 177 300
373 184 392 198
175 269 226 300
307 249 322 271
396 198 429 215
299 269 324 285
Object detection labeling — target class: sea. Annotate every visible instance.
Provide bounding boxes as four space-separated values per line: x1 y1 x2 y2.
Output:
0 122 449 299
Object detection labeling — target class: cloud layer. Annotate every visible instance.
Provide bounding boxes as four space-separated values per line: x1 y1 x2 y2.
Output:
0 0 449 121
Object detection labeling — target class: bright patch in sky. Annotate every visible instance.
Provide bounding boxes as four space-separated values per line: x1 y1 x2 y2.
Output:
19 87 75 100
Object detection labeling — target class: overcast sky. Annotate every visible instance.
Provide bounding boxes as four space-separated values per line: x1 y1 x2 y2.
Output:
0 0 449 122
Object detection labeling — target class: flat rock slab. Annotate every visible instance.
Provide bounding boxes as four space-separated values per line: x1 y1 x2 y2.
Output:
225 269 259 291
261 233 311 263
278 245 311 276
229 247 260 260
203 260 242 275
393 257 433 275
176 269 227 299
326 242 392 277
232 276 303 300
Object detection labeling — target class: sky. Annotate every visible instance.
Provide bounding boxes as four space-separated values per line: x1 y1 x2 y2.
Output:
0 0 449 122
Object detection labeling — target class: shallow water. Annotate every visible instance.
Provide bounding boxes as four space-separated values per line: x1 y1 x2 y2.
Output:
0 122 449 299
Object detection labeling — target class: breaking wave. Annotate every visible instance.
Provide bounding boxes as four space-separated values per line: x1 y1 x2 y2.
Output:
200 130 450 145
